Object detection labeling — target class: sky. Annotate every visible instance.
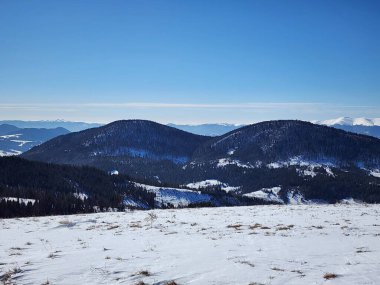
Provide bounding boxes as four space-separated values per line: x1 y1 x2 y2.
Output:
0 0 379 124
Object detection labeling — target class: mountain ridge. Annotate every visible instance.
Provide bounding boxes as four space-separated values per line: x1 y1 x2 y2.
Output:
20 119 380 204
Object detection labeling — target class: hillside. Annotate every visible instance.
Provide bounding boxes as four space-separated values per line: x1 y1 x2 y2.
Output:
192 120 380 166
1 156 261 218
21 120 211 182
21 120 380 204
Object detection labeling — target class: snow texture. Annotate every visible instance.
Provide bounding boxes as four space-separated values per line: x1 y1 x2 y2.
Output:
1 205 379 284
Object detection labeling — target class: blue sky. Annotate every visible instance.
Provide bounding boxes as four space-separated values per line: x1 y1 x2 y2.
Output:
0 0 379 123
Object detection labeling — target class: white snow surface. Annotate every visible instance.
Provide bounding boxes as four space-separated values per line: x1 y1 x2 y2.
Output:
1 205 380 284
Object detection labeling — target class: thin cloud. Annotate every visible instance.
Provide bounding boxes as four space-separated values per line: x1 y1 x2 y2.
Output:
0 102 326 110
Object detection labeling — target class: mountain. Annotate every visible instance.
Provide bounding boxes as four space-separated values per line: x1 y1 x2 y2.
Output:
22 119 380 204
193 120 380 165
168 123 243 136
22 120 211 183
185 120 380 203
0 120 102 132
314 117 380 138
0 124 70 156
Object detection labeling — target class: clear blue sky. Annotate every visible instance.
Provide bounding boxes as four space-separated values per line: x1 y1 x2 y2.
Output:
0 0 379 123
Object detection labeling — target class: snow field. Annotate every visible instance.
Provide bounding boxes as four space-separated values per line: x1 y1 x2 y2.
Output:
1 204 380 285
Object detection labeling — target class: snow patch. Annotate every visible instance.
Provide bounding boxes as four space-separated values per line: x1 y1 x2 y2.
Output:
133 182 211 207
1 197 36 205
73 192 88 201
10 140 33 147
266 156 336 178
339 198 363 204
243 187 283 204
217 158 260 169
0 134 22 139
0 149 22 156
109 170 119 176
186 180 240 193
369 169 380 178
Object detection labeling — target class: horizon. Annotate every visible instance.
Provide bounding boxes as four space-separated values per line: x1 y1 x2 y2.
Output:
1 1 379 123
1 115 380 127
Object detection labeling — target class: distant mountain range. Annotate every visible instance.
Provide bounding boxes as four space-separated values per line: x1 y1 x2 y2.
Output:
168 123 242 136
21 119 380 205
0 120 102 132
313 117 380 139
0 124 69 156
171 117 380 138
314 117 380 126
1 117 380 138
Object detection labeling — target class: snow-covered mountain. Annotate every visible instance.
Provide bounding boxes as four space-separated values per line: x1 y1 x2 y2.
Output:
314 117 380 126
313 117 380 138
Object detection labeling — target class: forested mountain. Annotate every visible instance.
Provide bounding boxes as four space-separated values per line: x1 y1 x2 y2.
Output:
0 124 69 156
22 120 211 182
192 120 380 166
21 120 380 205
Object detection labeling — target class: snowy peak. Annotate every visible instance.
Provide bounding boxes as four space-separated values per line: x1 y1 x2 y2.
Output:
315 117 380 127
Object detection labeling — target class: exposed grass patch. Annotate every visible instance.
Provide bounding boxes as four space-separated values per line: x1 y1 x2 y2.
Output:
107 224 120 230
0 266 22 283
249 223 262 230
271 267 285 272
323 273 339 280
238 260 255 267
227 224 243 230
132 270 151 277
48 252 60 259
276 225 294 231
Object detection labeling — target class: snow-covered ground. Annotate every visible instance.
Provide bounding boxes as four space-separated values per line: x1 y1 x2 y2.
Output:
1 205 380 285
